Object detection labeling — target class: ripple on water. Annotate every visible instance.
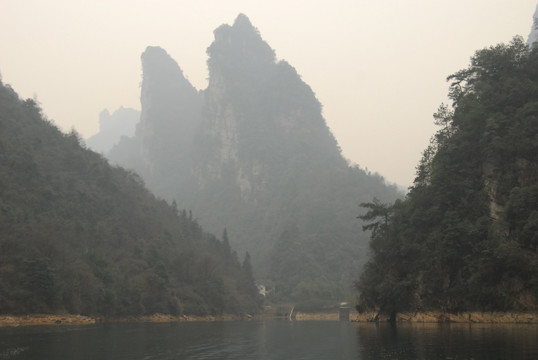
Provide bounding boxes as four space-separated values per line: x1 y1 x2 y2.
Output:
0 347 28 359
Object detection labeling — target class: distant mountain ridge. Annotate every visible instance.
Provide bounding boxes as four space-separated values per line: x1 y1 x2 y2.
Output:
86 107 139 154
109 14 402 306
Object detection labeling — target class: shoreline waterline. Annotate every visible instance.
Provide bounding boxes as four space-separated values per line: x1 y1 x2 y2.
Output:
2 310 538 327
354 311 538 323
0 313 246 327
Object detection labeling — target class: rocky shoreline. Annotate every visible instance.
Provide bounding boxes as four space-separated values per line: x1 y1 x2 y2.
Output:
353 311 538 323
0 314 96 327
293 312 340 321
0 313 246 327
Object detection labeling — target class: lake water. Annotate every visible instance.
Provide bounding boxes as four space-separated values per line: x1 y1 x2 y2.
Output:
1 320 537 359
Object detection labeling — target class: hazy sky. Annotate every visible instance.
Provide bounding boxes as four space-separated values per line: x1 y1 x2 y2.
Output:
1 1 536 186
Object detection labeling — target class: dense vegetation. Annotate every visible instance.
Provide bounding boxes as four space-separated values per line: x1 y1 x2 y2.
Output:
357 37 538 317
0 80 261 316
108 14 402 308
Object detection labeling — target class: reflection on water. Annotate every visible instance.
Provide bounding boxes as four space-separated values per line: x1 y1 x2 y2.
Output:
0 321 357 360
355 322 538 359
0 320 537 359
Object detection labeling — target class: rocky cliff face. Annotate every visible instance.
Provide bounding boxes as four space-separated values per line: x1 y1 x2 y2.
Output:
139 46 202 183
109 46 202 195
192 14 344 203
108 14 402 304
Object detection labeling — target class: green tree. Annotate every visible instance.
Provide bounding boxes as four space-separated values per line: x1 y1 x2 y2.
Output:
0 78 263 317
357 37 538 316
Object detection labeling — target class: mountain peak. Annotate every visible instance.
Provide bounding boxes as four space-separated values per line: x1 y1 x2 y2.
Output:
139 45 198 110
108 16 403 305
233 13 255 30
207 14 276 77
141 46 186 83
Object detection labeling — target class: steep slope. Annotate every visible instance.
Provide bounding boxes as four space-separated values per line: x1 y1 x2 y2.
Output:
108 14 402 306
357 37 538 316
0 80 260 316
110 46 202 196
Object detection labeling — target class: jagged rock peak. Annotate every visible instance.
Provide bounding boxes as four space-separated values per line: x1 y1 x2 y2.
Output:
207 14 276 74
140 46 198 108
140 46 192 80
527 5 538 48
142 46 184 76
141 46 198 92
234 13 254 29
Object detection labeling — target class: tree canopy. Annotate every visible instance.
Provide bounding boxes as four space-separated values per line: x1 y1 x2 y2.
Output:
0 80 261 316
356 37 538 315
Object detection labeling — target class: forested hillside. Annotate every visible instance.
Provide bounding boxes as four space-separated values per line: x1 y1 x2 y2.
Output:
0 80 260 316
357 37 538 317
108 14 402 308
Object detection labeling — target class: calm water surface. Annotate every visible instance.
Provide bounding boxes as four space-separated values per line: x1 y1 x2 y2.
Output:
1 320 537 359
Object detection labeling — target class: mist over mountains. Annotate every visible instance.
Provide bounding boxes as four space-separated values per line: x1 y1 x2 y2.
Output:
527 4 538 47
86 107 139 154
108 14 402 305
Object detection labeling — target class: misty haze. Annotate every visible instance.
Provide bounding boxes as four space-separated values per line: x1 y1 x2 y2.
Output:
0 2 537 359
